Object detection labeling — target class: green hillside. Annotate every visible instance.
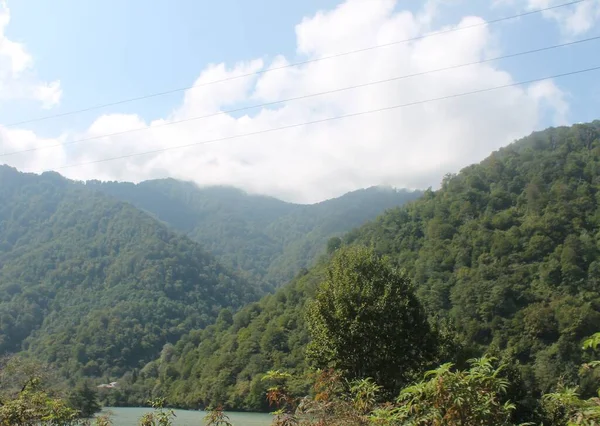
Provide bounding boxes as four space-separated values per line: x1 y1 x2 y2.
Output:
87 179 421 286
124 120 600 411
0 166 259 380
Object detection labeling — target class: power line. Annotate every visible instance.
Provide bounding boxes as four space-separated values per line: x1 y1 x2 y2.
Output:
4 0 589 128
48 65 599 171
3 35 598 158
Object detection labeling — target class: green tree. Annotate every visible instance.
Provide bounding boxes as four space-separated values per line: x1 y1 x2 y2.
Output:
326 236 342 254
0 387 80 426
67 382 102 418
305 245 437 395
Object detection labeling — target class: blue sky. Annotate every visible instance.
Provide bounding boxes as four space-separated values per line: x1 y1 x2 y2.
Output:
0 0 599 201
4 0 342 133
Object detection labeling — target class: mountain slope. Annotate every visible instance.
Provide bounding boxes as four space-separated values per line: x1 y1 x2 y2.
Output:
126 120 600 410
88 179 421 285
0 166 259 379
264 186 420 283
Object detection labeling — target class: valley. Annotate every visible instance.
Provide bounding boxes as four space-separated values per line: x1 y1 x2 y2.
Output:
2 121 600 425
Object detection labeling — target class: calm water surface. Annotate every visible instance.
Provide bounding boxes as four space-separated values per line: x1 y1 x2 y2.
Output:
102 407 272 426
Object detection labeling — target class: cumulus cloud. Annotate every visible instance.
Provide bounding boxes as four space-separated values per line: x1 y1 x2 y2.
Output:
531 0 600 36
0 1 61 107
0 0 574 202
495 0 600 37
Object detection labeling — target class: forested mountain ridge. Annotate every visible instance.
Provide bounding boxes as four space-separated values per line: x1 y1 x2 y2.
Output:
345 121 600 391
87 179 422 286
0 166 259 380
124 120 600 411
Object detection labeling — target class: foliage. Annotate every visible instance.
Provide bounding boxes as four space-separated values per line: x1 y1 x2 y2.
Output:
0 384 80 426
67 382 102 418
257 370 376 426
89 179 421 286
109 266 325 410
138 398 176 426
343 121 600 397
390 356 518 425
305 245 437 395
260 360 524 426
89 413 113 426
0 356 81 426
541 332 600 425
204 404 234 426
0 166 259 380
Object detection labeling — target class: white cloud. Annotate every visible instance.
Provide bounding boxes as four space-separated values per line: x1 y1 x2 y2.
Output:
0 1 61 107
528 80 569 125
495 0 600 37
0 126 66 170
531 0 600 36
0 0 572 203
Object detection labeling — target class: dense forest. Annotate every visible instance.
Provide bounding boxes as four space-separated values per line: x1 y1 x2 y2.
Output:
0 167 417 386
2 120 600 424
87 179 421 286
0 166 259 380
117 120 600 416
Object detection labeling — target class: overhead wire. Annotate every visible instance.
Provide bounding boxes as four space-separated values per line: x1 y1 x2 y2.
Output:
3 35 599 158
49 65 600 171
3 0 590 128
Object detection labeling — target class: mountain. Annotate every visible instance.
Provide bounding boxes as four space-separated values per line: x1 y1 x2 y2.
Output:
125 120 600 411
0 166 259 379
87 179 422 286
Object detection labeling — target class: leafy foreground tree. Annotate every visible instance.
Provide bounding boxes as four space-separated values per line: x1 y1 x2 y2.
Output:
0 379 80 426
0 356 110 426
306 245 438 396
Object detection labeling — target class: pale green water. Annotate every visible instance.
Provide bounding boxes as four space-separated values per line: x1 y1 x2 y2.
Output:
102 407 272 426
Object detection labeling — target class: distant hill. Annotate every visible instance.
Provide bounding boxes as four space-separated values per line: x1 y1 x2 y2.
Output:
87 179 422 286
125 121 600 411
0 166 259 379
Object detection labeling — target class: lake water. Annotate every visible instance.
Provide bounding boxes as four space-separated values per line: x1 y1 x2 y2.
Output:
102 407 272 426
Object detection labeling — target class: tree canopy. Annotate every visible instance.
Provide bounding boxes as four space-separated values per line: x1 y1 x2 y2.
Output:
0 166 259 380
306 245 436 394
89 179 421 286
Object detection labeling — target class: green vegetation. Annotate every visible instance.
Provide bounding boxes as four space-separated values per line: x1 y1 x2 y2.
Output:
138 398 176 426
0 358 178 426
263 329 600 425
88 179 421 286
0 166 259 380
126 120 600 417
260 358 520 426
0 356 98 425
2 336 599 425
305 246 437 395
345 120 600 396
391 356 517 425
67 382 102 418
106 266 322 409
2 120 600 425
204 405 234 426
